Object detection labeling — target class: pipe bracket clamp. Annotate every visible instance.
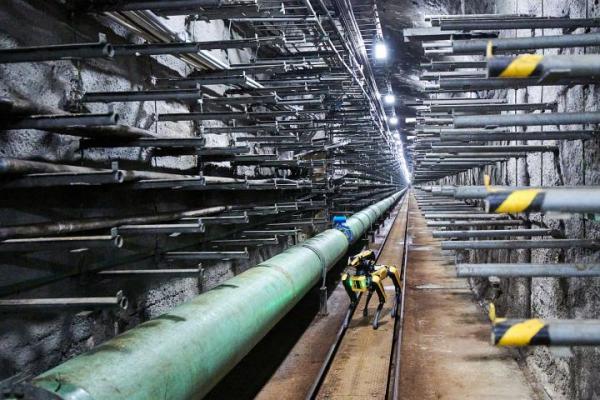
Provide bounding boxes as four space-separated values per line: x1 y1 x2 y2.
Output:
332 215 353 242
301 242 328 273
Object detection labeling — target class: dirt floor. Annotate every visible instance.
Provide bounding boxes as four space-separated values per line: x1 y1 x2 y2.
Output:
398 193 539 400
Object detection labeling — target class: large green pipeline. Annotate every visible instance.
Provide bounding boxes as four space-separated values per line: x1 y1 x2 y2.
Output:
31 190 405 400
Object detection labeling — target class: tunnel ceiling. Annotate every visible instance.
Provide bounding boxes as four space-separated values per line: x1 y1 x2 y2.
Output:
374 0 494 115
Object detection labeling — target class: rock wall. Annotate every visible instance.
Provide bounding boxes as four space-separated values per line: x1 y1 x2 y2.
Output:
437 0 600 398
0 0 305 380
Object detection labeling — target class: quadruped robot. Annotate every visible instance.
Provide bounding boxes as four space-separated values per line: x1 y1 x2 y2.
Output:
341 249 401 329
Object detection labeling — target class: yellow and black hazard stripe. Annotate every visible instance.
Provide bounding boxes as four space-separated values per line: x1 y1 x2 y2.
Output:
488 54 544 78
486 189 545 214
492 319 550 346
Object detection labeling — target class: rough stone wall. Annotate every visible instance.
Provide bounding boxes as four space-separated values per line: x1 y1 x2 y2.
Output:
0 0 305 380
438 0 600 398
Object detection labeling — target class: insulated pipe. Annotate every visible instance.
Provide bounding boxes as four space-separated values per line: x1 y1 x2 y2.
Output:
492 319 600 346
31 190 405 400
454 111 600 128
457 263 600 278
485 188 600 214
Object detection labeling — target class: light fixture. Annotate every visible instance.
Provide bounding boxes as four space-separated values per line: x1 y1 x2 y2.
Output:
383 93 396 105
374 41 388 60
389 116 398 126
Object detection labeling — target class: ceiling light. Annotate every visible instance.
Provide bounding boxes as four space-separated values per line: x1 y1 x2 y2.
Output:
384 93 396 105
374 41 388 60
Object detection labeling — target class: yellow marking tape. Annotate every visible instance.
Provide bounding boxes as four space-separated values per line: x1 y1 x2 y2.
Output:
494 189 542 213
499 54 543 78
497 319 546 346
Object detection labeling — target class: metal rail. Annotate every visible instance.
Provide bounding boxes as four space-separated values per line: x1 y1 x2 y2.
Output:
306 192 410 399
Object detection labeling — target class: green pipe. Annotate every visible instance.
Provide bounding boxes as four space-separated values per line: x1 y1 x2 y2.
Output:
31 190 405 400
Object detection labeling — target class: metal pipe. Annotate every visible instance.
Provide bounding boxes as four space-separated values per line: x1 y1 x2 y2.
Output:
82 89 202 103
0 39 114 63
80 137 206 149
450 32 600 55
70 0 228 11
31 191 404 400
440 129 598 142
430 145 556 153
425 213 509 220
0 206 227 240
485 188 600 214
427 220 525 227
98 268 201 277
163 250 250 261
404 27 497 42
1 113 119 130
442 239 600 250
0 235 123 252
427 13 533 24
457 263 600 278
409 98 506 106
488 54 600 80
115 222 206 235
420 60 488 71
429 102 555 113
156 75 248 88
197 214 249 225
432 229 553 239
454 111 600 128
434 77 575 91
427 185 596 200
0 171 124 188
210 237 279 246
0 291 128 311
112 37 281 56
440 17 600 31
421 71 487 80
492 319 600 346
156 112 248 122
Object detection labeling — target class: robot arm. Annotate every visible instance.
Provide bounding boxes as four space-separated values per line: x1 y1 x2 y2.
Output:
348 249 376 269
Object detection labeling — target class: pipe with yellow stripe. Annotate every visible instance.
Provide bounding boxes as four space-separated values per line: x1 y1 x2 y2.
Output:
488 54 600 79
451 32 600 55
485 188 600 214
492 319 600 347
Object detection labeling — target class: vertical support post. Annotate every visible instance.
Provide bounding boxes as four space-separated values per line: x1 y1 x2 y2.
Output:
319 262 328 316
198 264 205 293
